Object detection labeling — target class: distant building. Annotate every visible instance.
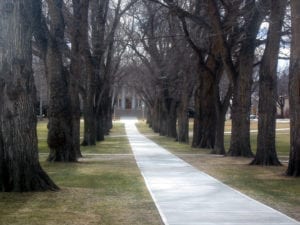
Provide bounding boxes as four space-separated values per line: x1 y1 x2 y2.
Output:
114 85 143 110
113 85 145 119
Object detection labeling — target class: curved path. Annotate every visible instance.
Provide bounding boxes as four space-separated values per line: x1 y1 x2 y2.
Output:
122 118 300 225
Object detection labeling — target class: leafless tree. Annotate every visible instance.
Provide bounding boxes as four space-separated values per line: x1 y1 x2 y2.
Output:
0 0 58 191
286 0 300 177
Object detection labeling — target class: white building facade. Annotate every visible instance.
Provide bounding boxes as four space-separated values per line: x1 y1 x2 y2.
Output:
114 85 143 110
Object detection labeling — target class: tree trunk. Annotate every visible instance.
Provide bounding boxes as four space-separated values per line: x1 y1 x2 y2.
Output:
159 97 177 139
177 78 193 143
167 100 178 138
82 97 97 146
251 0 286 166
228 79 253 157
227 7 264 157
81 0 109 146
70 0 86 158
96 113 105 142
212 86 231 155
0 0 58 191
286 0 300 176
46 0 77 162
213 113 226 155
192 71 216 149
107 102 113 131
71 107 82 158
206 0 265 157
177 104 189 143
152 99 161 133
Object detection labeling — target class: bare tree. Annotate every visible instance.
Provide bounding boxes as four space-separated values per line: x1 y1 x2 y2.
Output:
286 0 300 177
32 0 79 162
251 0 287 166
277 71 289 118
0 0 58 191
46 0 77 162
206 0 267 157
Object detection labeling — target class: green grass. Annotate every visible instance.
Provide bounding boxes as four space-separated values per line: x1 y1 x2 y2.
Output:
37 120 130 154
81 122 131 154
137 121 300 221
139 120 291 157
37 120 49 153
0 121 163 225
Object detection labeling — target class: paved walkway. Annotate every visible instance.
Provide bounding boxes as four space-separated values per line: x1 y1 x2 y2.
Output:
122 118 300 225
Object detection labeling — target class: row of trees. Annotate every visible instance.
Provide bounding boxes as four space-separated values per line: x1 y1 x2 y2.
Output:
0 0 135 191
0 0 299 192
121 0 299 176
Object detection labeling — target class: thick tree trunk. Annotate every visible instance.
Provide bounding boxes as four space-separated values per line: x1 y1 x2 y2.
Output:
0 0 58 191
81 0 109 146
107 103 113 131
286 0 300 176
159 98 177 139
228 9 264 157
82 98 97 146
152 99 161 133
251 0 286 166
46 0 77 162
177 105 189 143
71 0 98 147
177 81 193 143
96 113 105 142
228 80 253 157
69 87 81 158
213 113 226 155
70 0 86 158
95 88 112 142
166 109 177 138
192 72 216 149
212 88 231 155
228 44 255 157
146 108 152 126
206 0 265 157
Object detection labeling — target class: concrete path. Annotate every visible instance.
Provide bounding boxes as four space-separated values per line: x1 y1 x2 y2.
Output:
122 118 300 225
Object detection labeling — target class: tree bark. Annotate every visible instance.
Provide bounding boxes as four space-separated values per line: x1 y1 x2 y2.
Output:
286 0 300 176
212 84 232 155
251 0 286 166
192 69 216 149
176 69 194 143
96 109 105 142
69 0 86 158
81 0 109 146
228 75 253 157
82 97 97 146
159 95 177 139
177 92 190 143
152 99 161 133
46 0 77 162
0 0 58 191
206 0 266 157
227 3 265 157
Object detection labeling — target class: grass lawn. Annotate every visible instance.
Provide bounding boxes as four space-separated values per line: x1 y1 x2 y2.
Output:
136 120 300 221
0 121 163 225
